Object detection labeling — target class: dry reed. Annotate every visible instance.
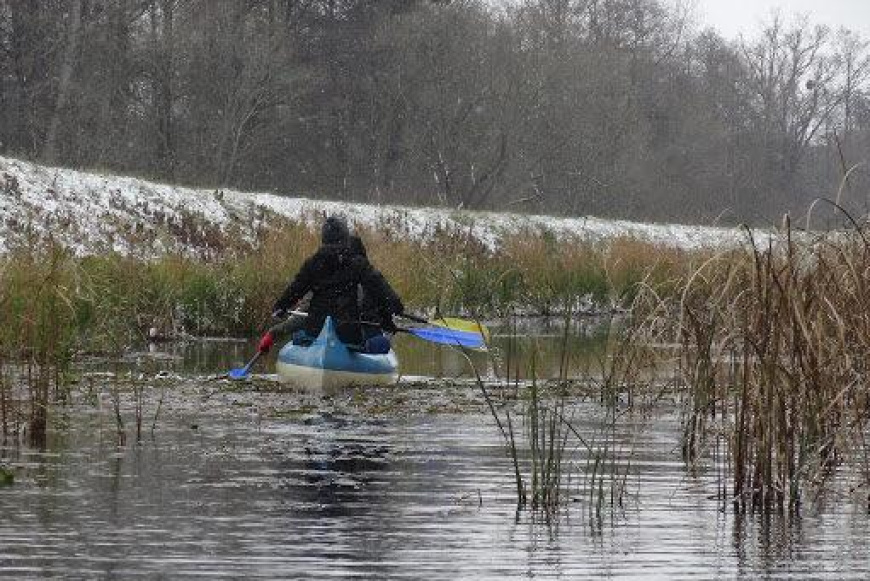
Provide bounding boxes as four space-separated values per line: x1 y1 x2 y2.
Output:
641 211 870 512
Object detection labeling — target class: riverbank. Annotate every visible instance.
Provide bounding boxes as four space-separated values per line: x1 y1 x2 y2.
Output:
0 155 736 348
0 156 756 257
0 218 704 346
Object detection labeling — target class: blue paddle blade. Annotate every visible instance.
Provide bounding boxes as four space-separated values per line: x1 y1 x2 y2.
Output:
228 366 251 380
227 351 262 380
407 326 485 349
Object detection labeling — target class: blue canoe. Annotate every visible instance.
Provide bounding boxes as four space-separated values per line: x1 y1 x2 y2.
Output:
276 316 399 389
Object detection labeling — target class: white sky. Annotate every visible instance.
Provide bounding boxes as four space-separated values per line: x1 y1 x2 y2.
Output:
692 0 870 40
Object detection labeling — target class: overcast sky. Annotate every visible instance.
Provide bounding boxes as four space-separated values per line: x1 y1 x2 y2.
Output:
692 0 870 40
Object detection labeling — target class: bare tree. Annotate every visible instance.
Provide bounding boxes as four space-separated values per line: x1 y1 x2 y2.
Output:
145 0 180 180
42 0 83 164
738 16 851 208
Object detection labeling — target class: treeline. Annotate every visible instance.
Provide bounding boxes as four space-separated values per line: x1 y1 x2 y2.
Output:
1 0 868 223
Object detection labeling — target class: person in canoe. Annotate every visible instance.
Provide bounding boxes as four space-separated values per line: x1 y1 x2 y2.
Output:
257 216 404 355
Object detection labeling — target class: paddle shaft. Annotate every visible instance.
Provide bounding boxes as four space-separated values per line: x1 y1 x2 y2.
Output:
399 312 429 325
287 310 484 348
290 309 400 329
292 310 479 333
242 350 263 371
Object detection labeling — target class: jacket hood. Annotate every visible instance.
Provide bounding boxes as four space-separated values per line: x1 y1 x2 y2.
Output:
321 216 350 245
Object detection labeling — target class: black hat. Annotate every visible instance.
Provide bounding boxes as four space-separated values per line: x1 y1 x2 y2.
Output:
321 216 349 245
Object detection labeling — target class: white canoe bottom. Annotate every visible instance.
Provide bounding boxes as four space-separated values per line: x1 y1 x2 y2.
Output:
276 360 398 390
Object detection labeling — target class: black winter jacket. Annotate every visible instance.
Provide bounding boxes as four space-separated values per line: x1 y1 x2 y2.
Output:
359 268 404 334
273 243 401 343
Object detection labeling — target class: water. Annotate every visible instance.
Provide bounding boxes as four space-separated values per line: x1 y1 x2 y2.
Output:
112 316 616 380
1 320 869 579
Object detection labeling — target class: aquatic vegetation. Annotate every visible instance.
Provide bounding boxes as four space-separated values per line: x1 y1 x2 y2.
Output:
0 245 79 446
636 210 870 513
0 464 13 485
468 301 667 518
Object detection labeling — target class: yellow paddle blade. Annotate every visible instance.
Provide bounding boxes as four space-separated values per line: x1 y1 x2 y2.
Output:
433 317 491 343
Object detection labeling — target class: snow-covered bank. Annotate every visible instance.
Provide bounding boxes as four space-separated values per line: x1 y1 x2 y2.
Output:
0 156 758 256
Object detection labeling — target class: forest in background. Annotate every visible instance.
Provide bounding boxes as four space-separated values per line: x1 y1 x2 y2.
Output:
1 0 869 224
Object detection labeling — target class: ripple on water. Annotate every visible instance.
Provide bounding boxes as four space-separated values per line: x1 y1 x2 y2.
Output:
0 381 869 579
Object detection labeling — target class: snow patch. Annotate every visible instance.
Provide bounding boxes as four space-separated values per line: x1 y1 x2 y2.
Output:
0 156 762 256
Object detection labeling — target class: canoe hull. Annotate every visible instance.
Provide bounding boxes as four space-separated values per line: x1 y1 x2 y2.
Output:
276 358 398 390
276 316 399 390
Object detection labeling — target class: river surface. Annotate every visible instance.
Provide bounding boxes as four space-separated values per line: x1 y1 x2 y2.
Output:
122 316 616 380
1 319 869 579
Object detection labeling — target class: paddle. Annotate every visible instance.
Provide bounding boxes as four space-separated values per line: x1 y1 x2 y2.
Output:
225 311 282 381
402 325 486 349
433 317 491 342
286 310 487 349
228 351 264 380
399 313 490 347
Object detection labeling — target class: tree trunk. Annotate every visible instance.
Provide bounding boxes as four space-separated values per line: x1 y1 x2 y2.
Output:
7 2 36 154
43 0 83 164
153 0 176 180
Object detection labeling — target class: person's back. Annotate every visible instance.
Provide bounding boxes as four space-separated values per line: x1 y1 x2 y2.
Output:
272 216 372 344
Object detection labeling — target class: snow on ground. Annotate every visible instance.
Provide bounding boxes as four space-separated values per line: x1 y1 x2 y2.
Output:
0 156 762 256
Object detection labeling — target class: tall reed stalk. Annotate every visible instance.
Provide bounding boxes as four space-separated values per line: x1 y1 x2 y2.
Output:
0 245 78 446
654 209 870 512
468 292 664 518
